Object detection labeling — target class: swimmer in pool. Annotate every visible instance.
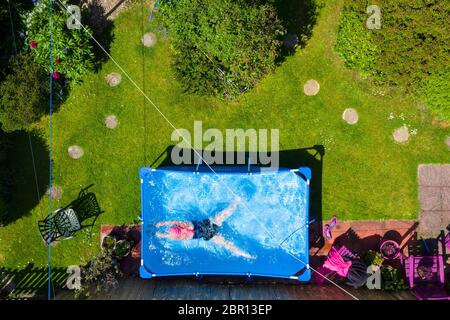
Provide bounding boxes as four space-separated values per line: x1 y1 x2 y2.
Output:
155 201 255 259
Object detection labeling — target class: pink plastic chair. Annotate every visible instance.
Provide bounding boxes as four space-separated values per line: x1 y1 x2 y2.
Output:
403 254 449 300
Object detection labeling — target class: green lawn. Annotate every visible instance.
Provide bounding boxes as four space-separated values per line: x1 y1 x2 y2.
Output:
0 0 448 269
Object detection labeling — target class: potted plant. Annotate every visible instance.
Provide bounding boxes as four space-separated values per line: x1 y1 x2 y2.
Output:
380 240 401 260
114 239 132 259
75 250 122 299
364 250 384 267
381 266 408 291
101 235 117 252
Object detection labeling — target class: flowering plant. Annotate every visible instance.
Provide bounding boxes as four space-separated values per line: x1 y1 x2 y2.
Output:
23 0 94 84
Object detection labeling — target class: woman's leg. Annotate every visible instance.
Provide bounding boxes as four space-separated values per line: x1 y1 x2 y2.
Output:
211 234 255 259
211 202 238 226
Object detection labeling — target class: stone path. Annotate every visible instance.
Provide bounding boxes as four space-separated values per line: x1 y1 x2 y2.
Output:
68 145 84 159
303 79 320 96
418 164 450 237
105 115 118 129
47 185 63 200
106 72 121 87
393 125 410 143
342 108 358 125
141 32 157 48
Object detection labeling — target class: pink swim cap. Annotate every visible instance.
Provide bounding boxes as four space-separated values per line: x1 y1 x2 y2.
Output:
169 226 182 237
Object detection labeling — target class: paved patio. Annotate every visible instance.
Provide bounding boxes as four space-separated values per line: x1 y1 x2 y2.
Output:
418 164 450 237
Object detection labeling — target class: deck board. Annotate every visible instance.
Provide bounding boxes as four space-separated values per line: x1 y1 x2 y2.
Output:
60 276 415 300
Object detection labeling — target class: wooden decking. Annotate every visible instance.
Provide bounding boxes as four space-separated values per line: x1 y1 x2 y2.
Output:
56 276 415 300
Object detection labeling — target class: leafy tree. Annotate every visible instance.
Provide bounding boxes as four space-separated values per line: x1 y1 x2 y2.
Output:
24 0 94 84
154 0 285 99
337 0 449 120
0 53 50 132
0 0 32 75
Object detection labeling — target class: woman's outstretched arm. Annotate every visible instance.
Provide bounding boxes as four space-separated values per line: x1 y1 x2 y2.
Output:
155 220 192 228
211 201 239 226
211 234 255 259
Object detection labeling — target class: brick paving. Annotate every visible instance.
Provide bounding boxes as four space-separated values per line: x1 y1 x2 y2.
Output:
310 220 417 256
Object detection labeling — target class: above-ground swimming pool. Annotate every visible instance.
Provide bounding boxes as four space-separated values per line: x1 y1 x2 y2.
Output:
139 166 312 282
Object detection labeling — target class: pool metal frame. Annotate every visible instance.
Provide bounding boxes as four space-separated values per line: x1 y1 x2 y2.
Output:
139 166 312 282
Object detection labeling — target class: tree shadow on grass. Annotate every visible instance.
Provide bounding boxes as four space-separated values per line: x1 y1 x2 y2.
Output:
1 130 49 225
80 0 115 72
272 0 322 60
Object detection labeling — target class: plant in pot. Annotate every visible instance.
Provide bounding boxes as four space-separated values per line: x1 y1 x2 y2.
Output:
381 266 408 291
114 239 132 259
380 240 400 260
75 250 122 299
364 250 384 267
102 235 117 252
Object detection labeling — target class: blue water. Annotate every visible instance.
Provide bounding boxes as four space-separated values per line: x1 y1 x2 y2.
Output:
140 167 310 278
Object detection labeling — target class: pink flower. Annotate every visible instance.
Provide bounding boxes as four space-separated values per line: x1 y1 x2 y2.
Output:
29 40 37 49
55 58 61 65
52 72 61 79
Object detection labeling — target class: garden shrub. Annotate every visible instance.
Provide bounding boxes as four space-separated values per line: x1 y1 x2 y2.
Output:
338 0 450 119
0 0 31 73
0 52 50 132
24 0 94 84
421 69 450 121
335 12 378 77
154 0 285 99
76 250 122 298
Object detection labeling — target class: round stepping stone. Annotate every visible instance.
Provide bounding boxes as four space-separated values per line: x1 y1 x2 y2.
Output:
393 125 410 143
105 72 121 87
68 145 84 159
283 34 299 49
445 136 450 149
342 108 359 125
303 79 320 96
47 185 63 200
141 32 157 48
105 115 118 129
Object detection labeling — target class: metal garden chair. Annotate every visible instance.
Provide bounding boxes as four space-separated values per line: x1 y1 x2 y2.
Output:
38 185 102 245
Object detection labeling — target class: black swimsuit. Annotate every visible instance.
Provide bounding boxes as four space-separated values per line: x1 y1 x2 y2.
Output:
193 219 219 241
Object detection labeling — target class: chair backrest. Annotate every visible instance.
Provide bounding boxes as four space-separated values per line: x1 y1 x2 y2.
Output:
445 233 450 250
57 208 81 234
38 208 81 244
405 255 445 288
